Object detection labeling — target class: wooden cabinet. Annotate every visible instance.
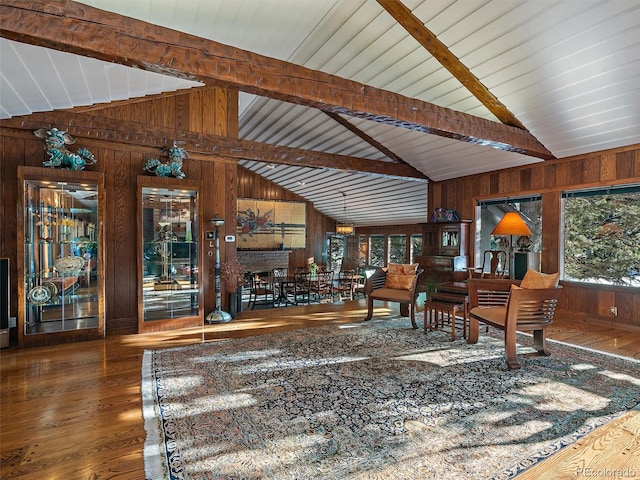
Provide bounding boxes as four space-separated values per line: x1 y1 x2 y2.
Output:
421 221 470 257
416 221 470 290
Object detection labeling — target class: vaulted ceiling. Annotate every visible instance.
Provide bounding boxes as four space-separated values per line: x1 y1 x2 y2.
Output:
1 0 639 226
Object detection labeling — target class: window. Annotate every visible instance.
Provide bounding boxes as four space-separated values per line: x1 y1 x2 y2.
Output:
387 234 406 264
476 196 542 267
329 235 345 272
410 234 422 262
369 235 385 267
563 185 640 287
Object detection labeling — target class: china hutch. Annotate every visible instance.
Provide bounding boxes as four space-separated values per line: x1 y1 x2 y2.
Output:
17 166 105 347
137 177 202 333
415 220 471 291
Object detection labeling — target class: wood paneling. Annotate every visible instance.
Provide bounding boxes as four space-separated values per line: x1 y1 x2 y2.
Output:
1 89 239 339
0 88 336 341
429 144 640 328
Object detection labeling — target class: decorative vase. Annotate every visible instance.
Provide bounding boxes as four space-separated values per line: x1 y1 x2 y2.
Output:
185 221 193 242
229 292 238 319
236 285 243 314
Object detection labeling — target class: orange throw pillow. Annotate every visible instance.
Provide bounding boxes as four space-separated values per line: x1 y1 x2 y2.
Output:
384 263 418 290
520 269 560 289
388 263 419 275
384 273 416 290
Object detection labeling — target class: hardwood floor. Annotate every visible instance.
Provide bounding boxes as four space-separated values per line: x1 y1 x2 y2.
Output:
1 300 638 479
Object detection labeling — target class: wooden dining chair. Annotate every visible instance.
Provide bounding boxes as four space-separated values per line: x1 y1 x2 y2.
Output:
335 270 355 301
293 271 311 304
247 274 275 309
468 250 509 279
311 270 334 303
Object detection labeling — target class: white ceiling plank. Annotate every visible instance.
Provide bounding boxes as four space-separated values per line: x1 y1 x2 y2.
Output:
3 0 640 225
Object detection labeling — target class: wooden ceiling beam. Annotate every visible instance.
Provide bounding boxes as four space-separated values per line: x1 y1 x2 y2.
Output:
0 112 427 180
323 111 434 182
377 0 528 131
0 0 554 160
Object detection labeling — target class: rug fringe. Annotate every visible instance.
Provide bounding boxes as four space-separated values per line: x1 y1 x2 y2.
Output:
142 350 167 480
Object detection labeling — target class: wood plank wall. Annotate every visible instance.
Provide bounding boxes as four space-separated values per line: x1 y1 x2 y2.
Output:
429 144 640 329
3 91 638 337
0 88 336 341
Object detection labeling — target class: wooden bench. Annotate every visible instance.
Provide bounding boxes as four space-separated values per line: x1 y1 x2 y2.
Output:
364 267 423 329
467 278 563 369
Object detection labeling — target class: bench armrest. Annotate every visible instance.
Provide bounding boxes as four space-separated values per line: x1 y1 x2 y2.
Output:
364 267 388 294
467 278 519 309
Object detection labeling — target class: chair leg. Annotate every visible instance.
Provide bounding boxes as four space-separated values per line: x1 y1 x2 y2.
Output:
504 333 521 370
450 311 456 341
467 317 479 344
364 297 374 321
533 329 550 356
248 292 255 310
409 303 417 329
423 305 433 333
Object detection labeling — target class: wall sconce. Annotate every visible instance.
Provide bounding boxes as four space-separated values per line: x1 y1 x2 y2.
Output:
206 215 231 324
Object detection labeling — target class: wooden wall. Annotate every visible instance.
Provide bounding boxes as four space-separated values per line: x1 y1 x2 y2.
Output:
3 90 639 337
429 144 640 329
0 88 335 340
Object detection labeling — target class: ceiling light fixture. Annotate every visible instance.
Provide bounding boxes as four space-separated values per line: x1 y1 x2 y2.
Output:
336 192 355 236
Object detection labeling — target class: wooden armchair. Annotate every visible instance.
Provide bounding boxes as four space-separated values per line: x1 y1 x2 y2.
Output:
467 278 562 369
364 266 423 329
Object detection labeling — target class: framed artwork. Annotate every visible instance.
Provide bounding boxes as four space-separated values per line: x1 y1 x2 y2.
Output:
237 198 306 249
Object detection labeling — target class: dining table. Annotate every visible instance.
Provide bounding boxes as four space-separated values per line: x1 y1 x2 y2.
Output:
265 275 298 307
266 271 365 307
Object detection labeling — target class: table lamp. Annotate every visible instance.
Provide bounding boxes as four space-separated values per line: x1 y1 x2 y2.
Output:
491 212 532 276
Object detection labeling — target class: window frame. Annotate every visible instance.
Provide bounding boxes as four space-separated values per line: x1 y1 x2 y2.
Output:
561 184 640 287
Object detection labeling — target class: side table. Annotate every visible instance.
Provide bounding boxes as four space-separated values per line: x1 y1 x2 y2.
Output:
424 282 469 340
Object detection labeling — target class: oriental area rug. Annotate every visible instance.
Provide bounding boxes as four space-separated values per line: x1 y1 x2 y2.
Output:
141 317 640 480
